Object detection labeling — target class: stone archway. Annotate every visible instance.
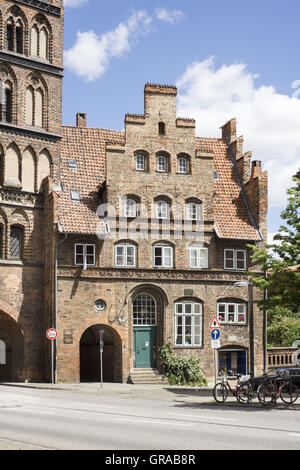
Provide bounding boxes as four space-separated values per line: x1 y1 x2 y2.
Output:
80 324 122 383
0 310 24 382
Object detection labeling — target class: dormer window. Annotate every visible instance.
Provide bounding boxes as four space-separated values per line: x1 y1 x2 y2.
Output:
158 122 165 135
70 190 80 202
68 160 77 169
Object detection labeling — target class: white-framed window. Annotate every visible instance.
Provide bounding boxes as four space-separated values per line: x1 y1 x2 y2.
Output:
75 244 95 267
136 154 145 171
124 198 137 217
185 202 201 220
178 156 188 174
224 249 246 270
133 293 156 326
175 302 203 347
189 246 208 269
157 155 167 172
217 302 247 324
153 245 173 268
156 200 169 219
115 243 136 267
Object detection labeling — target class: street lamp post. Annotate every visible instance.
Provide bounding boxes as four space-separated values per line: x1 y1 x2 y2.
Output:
234 280 255 378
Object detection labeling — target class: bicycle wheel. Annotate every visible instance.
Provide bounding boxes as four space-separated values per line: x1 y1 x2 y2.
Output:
257 382 275 406
280 382 298 404
213 383 228 403
236 383 253 404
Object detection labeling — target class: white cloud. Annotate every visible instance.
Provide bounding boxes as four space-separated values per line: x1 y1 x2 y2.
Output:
176 57 300 208
64 0 88 8
155 8 185 24
64 10 152 81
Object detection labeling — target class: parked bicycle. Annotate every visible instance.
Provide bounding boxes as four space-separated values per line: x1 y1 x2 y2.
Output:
257 371 299 406
213 370 254 404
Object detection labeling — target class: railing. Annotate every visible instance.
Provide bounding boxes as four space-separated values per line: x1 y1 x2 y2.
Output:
267 347 299 368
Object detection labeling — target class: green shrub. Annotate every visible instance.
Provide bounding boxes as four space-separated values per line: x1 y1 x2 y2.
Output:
160 343 208 387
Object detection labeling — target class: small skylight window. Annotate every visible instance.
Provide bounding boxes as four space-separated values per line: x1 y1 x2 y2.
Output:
68 160 77 169
214 171 219 180
70 190 80 202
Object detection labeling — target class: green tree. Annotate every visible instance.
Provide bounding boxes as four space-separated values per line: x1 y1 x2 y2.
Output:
249 171 300 312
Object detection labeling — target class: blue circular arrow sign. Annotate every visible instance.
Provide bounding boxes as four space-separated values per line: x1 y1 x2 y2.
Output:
211 329 220 340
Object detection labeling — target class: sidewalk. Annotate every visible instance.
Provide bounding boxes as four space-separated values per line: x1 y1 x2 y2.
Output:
1 381 300 408
0 380 214 401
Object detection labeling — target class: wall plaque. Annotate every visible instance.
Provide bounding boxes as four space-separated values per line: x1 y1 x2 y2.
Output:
63 329 73 344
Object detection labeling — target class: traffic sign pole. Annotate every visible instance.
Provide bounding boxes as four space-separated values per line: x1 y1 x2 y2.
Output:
46 329 57 386
209 317 221 386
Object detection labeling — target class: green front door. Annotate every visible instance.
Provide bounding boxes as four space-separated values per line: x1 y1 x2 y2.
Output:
133 326 156 368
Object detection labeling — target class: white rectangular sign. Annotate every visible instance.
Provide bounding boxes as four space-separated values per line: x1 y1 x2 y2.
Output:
211 339 220 349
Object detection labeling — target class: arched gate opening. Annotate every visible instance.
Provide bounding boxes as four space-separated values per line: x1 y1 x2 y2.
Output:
80 324 122 383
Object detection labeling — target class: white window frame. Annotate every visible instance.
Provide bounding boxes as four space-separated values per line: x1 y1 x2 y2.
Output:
156 200 169 219
115 243 136 267
186 202 201 221
189 246 208 269
178 156 188 174
133 293 157 326
217 302 247 325
224 249 246 270
153 245 173 268
124 198 137 217
75 243 95 267
174 302 203 347
157 155 167 172
135 154 145 171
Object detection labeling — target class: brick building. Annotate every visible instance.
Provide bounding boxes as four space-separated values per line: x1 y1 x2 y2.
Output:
0 0 268 384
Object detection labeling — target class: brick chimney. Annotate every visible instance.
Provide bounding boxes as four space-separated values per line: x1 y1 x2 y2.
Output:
250 160 262 179
76 113 87 128
220 118 236 143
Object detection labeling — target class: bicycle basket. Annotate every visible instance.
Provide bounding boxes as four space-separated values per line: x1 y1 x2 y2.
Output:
239 375 251 382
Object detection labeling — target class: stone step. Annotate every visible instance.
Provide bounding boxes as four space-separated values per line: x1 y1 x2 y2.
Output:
129 368 168 384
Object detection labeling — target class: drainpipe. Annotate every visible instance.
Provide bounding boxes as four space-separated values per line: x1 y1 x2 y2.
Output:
54 222 67 383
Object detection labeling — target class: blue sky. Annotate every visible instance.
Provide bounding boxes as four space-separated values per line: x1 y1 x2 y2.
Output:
63 0 300 239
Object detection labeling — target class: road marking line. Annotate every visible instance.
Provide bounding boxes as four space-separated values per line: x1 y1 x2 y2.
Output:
169 413 237 422
289 433 300 438
115 418 193 427
19 409 55 415
70 402 114 409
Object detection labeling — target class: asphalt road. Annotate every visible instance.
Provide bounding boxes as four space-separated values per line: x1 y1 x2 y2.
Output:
0 384 299 451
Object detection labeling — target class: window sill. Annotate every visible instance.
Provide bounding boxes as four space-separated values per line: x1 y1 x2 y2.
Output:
173 345 204 349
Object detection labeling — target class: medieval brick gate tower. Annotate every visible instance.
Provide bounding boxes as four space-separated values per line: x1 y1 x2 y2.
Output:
0 0 63 382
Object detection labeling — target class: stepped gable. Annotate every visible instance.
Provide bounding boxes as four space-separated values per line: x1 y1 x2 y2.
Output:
196 136 260 241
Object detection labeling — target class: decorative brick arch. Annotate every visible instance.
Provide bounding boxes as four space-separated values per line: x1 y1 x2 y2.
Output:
0 62 18 125
24 71 49 130
30 12 53 62
4 4 29 56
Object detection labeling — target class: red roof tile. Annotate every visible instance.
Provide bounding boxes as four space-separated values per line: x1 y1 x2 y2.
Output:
58 127 260 240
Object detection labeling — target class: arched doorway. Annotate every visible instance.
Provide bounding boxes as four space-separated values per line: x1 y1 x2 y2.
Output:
0 311 24 382
80 324 122 383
